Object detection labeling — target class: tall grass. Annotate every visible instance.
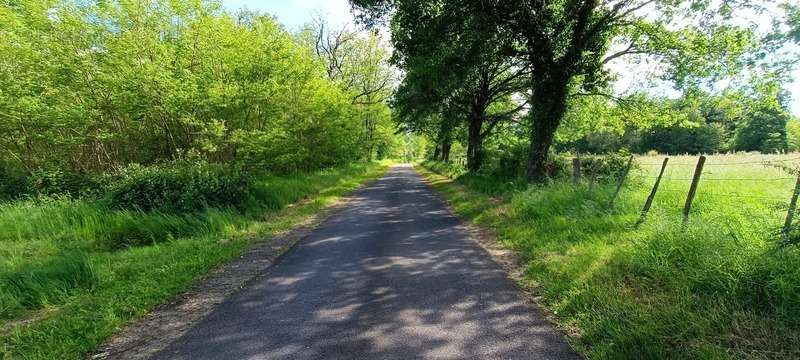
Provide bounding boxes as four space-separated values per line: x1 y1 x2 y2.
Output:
1 252 96 320
420 154 800 359
0 162 388 359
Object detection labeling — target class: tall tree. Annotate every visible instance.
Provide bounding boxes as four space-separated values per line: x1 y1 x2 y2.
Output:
304 17 395 160
487 0 761 180
353 0 765 180
365 0 526 171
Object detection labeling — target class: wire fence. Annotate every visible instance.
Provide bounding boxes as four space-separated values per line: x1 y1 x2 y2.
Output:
638 156 800 166
572 154 800 239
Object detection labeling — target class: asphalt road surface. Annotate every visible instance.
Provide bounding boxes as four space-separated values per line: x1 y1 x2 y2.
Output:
155 165 580 360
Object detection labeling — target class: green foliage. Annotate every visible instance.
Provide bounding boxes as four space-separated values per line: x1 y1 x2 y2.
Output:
421 160 467 179
786 4 800 43
734 105 790 153
0 0 394 176
106 163 252 213
354 0 781 180
579 152 636 182
559 86 794 155
640 122 725 154
26 166 99 198
0 162 388 358
787 118 800 151
1 252 96 320
420 157 800 358
0 164 29 201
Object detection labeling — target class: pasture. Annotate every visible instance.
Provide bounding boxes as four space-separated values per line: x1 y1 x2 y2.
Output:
420 153 800 359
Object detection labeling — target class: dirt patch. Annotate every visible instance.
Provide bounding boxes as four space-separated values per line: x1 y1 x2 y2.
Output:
90 193 364 360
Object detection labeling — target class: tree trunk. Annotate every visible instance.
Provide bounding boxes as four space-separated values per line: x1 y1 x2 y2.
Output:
442 137 452 163
526 83 569 182
467 114 484 171
433 143 441 161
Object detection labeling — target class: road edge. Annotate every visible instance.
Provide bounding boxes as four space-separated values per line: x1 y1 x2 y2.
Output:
90 170 386 360
413 164 584 355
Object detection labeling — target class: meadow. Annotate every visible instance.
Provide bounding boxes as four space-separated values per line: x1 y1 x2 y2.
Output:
420 153 800 359
0 162 388 359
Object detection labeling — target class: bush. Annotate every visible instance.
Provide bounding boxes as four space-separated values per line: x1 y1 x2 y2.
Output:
421 160 467 179
27 166 100 198
106 163 253 213
579 151 637 182
0 165 28 201
483 147 571 180
0 164 101 201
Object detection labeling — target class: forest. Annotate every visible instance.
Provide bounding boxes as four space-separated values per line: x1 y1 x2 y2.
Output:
0 1 409 358
351 0 800 178
2 0 800 359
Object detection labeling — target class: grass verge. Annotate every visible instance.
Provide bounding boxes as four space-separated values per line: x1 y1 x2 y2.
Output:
0 161 389 359
417 160 799 360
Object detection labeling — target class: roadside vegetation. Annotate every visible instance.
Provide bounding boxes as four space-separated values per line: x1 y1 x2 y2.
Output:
0 1 407 358
354 0 800 357
0 162 390 358
420 154 800 359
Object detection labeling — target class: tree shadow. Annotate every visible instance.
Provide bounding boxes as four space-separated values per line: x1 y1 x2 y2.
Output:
154 166 580 360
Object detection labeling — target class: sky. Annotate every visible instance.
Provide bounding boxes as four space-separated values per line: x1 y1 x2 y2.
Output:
222 0 353 29
222 0 800 116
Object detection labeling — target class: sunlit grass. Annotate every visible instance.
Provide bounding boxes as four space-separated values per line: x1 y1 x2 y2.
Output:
0 162 389 359
420 154 800 359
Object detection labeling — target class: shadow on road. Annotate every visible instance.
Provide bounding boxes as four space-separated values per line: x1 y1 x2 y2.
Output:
154 165 579 360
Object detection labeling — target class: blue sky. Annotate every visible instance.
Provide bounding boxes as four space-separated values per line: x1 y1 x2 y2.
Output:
222 0 353 29
222 0 800 116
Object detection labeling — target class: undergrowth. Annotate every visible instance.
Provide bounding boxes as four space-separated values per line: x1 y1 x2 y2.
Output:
419 158 800 359
0 161 388 359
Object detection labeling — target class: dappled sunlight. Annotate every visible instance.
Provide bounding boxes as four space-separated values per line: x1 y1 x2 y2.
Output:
155 166 577 360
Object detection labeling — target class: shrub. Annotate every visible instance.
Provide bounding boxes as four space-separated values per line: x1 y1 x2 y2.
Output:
0 162 102 201
106 163 253 213
421 160 467 179
27 166 101 198
578 151 636 183
0 165 28 201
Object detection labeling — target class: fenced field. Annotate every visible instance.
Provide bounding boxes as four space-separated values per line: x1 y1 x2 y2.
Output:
630 153 800 238
421 154 800 358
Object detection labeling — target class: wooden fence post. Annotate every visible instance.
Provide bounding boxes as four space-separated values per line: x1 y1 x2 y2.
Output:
588 162 599 194
572 153 582 185
682 156 706 225
609 155 634 208
782 170 800 239
636 157 669 227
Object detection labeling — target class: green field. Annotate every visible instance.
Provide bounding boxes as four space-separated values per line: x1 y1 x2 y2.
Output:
0 162 388 359
420 154 800 359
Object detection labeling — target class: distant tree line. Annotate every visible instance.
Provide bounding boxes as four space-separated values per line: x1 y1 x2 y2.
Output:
560 85 797 154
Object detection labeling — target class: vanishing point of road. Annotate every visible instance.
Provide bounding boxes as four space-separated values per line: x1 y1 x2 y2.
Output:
155 165 580 360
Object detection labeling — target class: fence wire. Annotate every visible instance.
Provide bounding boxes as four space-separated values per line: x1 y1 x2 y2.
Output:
579 154 800 229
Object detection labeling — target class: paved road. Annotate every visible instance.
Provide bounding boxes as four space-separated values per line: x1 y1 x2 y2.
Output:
155 165 580 360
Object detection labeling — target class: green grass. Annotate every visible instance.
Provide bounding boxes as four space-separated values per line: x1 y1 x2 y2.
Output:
0 161 389 359
419 155 800 359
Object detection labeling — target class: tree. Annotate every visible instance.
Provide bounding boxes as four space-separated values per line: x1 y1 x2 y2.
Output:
353 0 764 180
487 0 761 180
0 0 391 175
303 17 396 160
359 0 526 171
786 4 800 43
